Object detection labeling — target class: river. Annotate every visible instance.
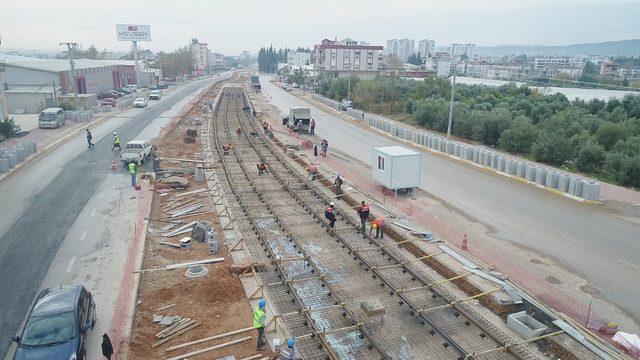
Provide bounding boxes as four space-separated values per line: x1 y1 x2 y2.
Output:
455 76 639 101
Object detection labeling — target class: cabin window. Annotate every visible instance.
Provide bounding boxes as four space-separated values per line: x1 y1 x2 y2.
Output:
377 156 384 170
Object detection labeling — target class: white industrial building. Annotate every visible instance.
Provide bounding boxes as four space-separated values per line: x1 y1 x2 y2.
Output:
371 146 421 192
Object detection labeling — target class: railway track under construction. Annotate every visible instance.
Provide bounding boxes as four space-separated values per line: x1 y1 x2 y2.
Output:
204 85 541 360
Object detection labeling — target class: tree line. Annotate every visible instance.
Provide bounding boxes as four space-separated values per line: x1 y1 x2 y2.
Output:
319 76 640 187
257 46 288 73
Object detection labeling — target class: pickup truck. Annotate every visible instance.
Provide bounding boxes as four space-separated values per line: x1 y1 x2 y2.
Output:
120 140 154 166
287 107 311 133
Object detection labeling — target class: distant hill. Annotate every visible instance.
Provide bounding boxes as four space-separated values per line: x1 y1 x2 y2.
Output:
476 39 640 57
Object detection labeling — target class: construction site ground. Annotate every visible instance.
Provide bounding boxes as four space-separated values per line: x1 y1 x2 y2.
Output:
118 76 628 360
248 86 625 360
123 77 273 360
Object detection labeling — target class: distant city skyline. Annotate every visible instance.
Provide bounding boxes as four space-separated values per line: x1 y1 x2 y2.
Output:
1 0 639 54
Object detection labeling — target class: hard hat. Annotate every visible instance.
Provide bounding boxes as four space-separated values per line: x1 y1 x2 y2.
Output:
287 338 295 348
113 132 117 135
336 173 341 177
329 202 335 206
258 299 266 308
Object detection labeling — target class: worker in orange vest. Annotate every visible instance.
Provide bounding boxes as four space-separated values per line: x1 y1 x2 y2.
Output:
356 201 370 233
372 217 384 239
308 164 318 181
324 202 336 228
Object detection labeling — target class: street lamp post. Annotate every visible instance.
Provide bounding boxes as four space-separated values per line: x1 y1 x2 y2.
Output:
446 72 456 138
60 42 81 112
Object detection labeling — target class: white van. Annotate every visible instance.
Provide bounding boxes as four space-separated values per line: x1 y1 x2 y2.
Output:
38 108 66 129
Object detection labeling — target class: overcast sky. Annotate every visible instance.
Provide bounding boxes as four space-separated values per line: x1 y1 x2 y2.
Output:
1 0 639 54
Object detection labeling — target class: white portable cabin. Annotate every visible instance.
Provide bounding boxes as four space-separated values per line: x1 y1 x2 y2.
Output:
371 146 421 191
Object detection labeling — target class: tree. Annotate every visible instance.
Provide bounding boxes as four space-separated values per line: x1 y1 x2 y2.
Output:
595 122 627 150
407 53 422 65
475 108 513 146
387 55 403 69
576 142 606 173
153 46 194 78
531 131 572 165
413 98 449 130
0 117 17 138
499 118 537 153
605 153 640 187
290 67 309 85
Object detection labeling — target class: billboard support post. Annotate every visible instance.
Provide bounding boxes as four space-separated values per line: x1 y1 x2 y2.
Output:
132 40 139 87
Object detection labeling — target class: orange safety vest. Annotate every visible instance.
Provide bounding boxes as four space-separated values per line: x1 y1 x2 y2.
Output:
326 206 334 214
373 218 384 227
359 205 369 212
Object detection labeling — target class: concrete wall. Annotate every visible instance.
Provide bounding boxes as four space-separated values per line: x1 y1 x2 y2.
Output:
5 92 52 114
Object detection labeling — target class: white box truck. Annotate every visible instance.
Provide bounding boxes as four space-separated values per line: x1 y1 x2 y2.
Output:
287 107 311 133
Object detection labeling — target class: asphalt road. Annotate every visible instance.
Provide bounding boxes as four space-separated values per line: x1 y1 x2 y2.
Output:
260 78 640 326
0 76 224 358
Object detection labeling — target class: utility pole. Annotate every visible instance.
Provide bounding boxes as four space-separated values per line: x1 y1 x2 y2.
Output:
60 42 81 112
446 71 456 138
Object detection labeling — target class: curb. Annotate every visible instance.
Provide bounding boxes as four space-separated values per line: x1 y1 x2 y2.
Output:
283 87 602 206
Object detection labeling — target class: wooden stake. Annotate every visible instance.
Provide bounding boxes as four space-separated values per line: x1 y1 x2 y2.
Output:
166 326 254 352
165 336 252 360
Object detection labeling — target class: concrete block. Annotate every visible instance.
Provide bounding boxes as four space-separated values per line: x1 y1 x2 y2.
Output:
525 165 536 181
4 154 15 169
516 162 527 178
535 168 547 185
472 149 479 163
484 152 493 166
582 181 601 200
497 156 505 172
490 154 498 168
405 129 414 141
545 171 560 188
568 177 578 194
0 158 9 173
507 311 548 340
14 147 25 162
557 174 570 192
505 159 517 174
573 179 585 196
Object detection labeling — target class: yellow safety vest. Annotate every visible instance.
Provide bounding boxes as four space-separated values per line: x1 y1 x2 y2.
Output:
114 136 120 144
129 163 136 174
253 307 265 329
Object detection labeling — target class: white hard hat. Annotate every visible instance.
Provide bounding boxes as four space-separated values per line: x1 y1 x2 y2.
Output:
329 202 335 206
113 132 117 135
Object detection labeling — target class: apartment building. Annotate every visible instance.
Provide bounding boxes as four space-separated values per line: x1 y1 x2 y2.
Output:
449 43 476 61
314 38 383 79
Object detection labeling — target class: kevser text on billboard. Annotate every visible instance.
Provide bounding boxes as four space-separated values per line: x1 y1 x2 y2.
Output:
116 24 151 42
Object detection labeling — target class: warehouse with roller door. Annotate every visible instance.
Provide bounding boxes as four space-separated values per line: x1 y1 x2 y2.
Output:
371 146 421 194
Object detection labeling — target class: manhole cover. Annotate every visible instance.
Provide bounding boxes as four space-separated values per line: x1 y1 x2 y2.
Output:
185 265 208 278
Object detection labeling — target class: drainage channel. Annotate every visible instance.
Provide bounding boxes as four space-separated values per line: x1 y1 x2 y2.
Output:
209 90 387 359
211 86 540 360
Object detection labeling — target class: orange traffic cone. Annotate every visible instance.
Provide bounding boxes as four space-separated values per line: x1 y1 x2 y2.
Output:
461 234 468 250
111 160 116 170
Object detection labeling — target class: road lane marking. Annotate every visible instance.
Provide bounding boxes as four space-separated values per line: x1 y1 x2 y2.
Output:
80 230 87 241
91 208 97 217
619 259 640 270
513 214 533 224
66 256 76 273
561 234 580 245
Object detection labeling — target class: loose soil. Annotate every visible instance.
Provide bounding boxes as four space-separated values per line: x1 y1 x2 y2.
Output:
122 78 272 360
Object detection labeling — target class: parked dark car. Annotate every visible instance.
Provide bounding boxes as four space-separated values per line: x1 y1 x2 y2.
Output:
115 88 132 95
97 91 117 100
12 286 96 360
156 82 168 89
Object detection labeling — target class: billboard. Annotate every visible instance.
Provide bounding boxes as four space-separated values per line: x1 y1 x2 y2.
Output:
116 24 151 42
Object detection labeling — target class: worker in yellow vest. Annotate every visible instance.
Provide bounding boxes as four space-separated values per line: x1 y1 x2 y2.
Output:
129 162 137 187
253 299 267 351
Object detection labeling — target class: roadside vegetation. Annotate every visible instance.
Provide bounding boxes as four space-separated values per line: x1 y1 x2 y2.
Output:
0 117 18 140
318 76 640 187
